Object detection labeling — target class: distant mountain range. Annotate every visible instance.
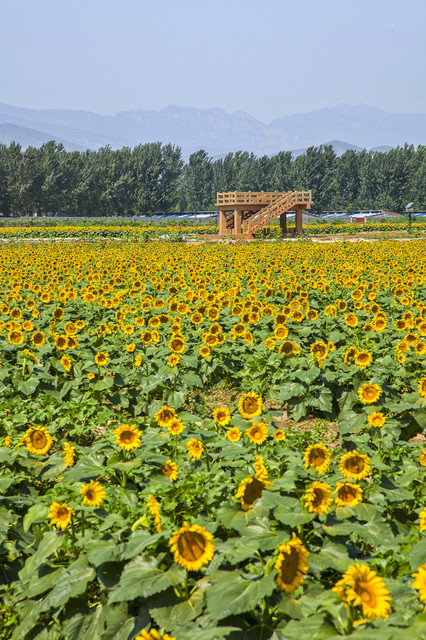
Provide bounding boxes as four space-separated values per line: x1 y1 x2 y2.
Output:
0 102 424 158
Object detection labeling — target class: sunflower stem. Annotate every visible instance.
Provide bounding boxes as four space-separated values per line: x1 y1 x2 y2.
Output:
121 470 127 488
345 604 354 635
70 519 78 557
81 510 86 537
261 595 271 626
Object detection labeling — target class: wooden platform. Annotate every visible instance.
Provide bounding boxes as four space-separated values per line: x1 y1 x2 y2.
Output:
216 190 312 237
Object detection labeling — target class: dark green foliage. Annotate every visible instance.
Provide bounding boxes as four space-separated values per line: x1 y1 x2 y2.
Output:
0 141 424 216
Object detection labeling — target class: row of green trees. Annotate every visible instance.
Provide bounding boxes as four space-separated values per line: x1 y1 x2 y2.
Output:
0 140 424 216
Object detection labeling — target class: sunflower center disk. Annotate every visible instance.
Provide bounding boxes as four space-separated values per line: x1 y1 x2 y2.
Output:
280 548 299 583
178 532 206 561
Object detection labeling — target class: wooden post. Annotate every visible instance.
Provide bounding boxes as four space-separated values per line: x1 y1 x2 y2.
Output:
295 205 303 235
234 209 241 235
219 211 227 235
279 212 287 237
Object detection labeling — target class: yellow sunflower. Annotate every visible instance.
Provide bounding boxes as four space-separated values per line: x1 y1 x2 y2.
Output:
358 382 382 404
245 422 268 445
238 392 263 419
147 494 162 533
304 481 333 515
54 334 68 350
334 482 363 507
254 454 269 482
155 404 176 428
80 480 106 507
332 563 392 620
418 377 426 398
412 563 426 610
135 627 176 640
66 336 78 349
226 427 242 442
162 459 178 482
199 345 211 358
114 423 141 451
310 341 329 362
48 502 75 531
187 437 204 460
8 330 24 345
213 406 231 427
31 331 46 347
61 442 76 467
95 352 109 367
274 325 288 340
169 521 214 571
235 476 271 510
52 307 64 320
168 354 180 367
303 443 331 475
274 429 286 442
344 345 358 364
339 450 371 481
367 412 386 428
167 418 185 436
419 450 426 469
345 313 359 328
274 534 309 593
419 509 426 532
141 330 153 345
22 426 52 455
60 355 72 372
126 343 136 353
354 350 372 368
278 340 300 357
169 336 186 354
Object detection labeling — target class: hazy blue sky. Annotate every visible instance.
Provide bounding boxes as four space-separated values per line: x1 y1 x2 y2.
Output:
1 0 425 122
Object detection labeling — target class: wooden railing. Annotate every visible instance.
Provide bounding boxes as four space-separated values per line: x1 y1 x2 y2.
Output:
216 190 311 207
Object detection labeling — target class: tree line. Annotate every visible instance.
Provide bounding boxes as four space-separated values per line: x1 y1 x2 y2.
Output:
0 140 424 217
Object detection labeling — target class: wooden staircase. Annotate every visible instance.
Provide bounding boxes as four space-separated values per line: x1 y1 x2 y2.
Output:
216 191 312 237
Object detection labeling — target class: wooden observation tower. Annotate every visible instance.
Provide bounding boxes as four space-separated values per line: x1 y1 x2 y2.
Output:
216 190 312 238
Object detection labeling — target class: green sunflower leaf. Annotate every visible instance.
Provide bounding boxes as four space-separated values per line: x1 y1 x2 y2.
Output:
108 556 186 603
207 571 275 619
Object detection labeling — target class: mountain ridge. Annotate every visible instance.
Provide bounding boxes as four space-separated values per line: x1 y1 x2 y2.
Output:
0 101 424 157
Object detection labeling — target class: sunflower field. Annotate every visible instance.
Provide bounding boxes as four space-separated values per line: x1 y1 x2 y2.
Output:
1 238 426 640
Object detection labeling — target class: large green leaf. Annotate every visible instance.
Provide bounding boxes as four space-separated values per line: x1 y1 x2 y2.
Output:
64 455 106 481
216 503 269 532
90 377 114 391
279 383 305 402
27 566 65 598
61 605 104 640
23 503 50 532
0 506 12 545
39 555 95 611
150 587 205 627
274 507 314 527
19 531 64 580
207 572 275 619
309 540 351 576
108 556 186 603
